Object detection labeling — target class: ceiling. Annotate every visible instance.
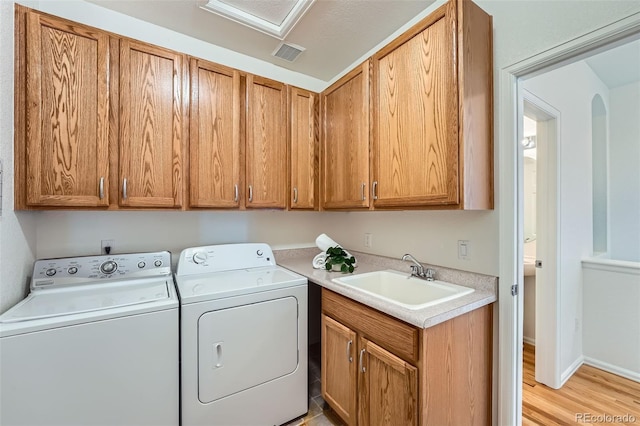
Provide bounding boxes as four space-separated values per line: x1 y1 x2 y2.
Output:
85 0 435 82
585 39 640 89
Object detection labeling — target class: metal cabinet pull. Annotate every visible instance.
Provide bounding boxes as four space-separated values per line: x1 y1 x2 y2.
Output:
372 181 378 200
122 178 128 200
359 348 366 373
361 183 366 201
293 187 298 204
99 177 104 199
248 185 253 202
347 340 353 363
234 184 239 202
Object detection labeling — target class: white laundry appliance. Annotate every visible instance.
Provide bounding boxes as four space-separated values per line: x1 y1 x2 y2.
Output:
0 251 179 426
175 243 308 426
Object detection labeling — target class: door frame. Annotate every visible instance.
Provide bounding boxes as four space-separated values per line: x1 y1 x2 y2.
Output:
497 11 640 425
521 91 562 389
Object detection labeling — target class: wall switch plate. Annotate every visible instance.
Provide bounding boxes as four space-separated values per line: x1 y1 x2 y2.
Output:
458 240 470 260
364 233 373 248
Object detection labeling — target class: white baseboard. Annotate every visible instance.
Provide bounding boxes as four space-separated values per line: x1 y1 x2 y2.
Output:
583 357 640 383
523 336 536 346
561 355 584 386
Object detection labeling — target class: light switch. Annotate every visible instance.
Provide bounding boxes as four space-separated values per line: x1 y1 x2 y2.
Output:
458 240 470 260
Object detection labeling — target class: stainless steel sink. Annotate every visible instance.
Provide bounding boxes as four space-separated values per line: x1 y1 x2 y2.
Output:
332 270 474 310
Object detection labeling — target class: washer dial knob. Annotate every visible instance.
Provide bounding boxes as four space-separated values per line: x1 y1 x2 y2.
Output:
45 268 57 277
154 260 163 267
256 249 264 256
67 266 78 275
137 261 146 269
192 252 208 264
100 260 118 274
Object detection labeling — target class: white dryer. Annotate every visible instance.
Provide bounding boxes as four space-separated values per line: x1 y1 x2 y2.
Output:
175 243 308 426
0 251 179 426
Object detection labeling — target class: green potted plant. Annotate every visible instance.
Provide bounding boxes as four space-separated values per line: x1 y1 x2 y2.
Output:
324 246 356 273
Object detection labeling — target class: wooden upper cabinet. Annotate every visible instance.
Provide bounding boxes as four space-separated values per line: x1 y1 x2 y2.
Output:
289 87 318 210
321 61 370 209
119 40 184 208
372 0 493 209
189 59 241 208
245 75 288 209
20 10 110 208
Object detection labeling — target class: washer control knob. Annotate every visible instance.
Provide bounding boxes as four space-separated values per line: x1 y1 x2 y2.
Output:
100 260 118 274
192 252 208 264
67 266 78 275
137 261 146 269
45 268 57 277
154 260 163 267
256 249 263 256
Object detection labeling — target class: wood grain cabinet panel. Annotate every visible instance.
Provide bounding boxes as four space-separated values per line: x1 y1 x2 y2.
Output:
322 314 358 426
289 87 319 210
245 75 288 209
119 40 184 208
20 10 110 208
321 61 370 209
370 0 493 209
189 59 241 208
359 338 418 426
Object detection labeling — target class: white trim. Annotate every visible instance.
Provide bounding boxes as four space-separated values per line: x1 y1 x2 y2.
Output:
584 357 640 383
582 258 640 274
561 355 584 387
200 0 316 40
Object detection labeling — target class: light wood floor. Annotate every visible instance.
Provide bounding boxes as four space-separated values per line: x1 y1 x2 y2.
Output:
523 343 640 425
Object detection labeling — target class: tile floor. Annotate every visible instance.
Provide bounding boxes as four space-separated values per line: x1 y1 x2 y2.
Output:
283 343 344 426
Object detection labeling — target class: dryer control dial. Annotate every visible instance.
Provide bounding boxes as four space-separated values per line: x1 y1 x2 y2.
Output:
192 251 208 264
100 260 118 274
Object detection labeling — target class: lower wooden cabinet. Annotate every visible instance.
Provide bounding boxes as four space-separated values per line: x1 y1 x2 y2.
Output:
321 288 492 426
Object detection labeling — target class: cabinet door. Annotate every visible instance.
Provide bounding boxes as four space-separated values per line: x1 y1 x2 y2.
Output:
23 12 109 207
289 87 318 210
321 61 370 209
189 59 240 208
321 314 357 426
245 75 287 209
119 40 184 208
359 338 418 426
372 1 459 207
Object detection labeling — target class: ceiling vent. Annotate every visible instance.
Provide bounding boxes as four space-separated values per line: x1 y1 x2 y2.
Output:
272 42 305 62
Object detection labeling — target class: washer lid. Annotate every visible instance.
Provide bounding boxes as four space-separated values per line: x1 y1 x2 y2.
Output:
176 266 306 304
0 279 171 323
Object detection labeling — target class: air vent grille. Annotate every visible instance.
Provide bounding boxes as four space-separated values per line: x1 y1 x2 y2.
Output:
272 42 305 62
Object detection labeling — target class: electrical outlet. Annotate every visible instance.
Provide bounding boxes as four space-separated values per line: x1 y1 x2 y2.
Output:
458 240 470 260
101 239 115 255
364 233 373 248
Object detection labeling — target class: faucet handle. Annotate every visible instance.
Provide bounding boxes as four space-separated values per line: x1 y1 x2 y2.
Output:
424 268 435 281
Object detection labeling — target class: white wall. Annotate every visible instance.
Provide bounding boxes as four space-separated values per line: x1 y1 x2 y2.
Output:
609 81 640 262
0 0 37 314
524 61 610 379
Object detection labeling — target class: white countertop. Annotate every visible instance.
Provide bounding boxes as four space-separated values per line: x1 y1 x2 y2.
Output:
275 248 497 329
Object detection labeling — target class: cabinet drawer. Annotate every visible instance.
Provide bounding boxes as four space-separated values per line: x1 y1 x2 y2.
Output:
322 288 419 364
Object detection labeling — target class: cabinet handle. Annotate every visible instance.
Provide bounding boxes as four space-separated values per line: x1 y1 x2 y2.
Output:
359 348 366 373
99 177 104 200
372 181 378 200
293 187 298 204
347 340 353 363
248 185 253 202
122 178 128 200
361 183 366 201
234 184 239 202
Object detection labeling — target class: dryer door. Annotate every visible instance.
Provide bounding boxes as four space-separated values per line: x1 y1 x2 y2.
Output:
198 296 299 403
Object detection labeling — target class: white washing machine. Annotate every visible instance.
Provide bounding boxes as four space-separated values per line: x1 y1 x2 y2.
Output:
0 251 179 426
176 243 308 426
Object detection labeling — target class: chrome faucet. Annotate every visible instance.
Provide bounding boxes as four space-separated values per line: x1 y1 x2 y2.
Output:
402 253 435 281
